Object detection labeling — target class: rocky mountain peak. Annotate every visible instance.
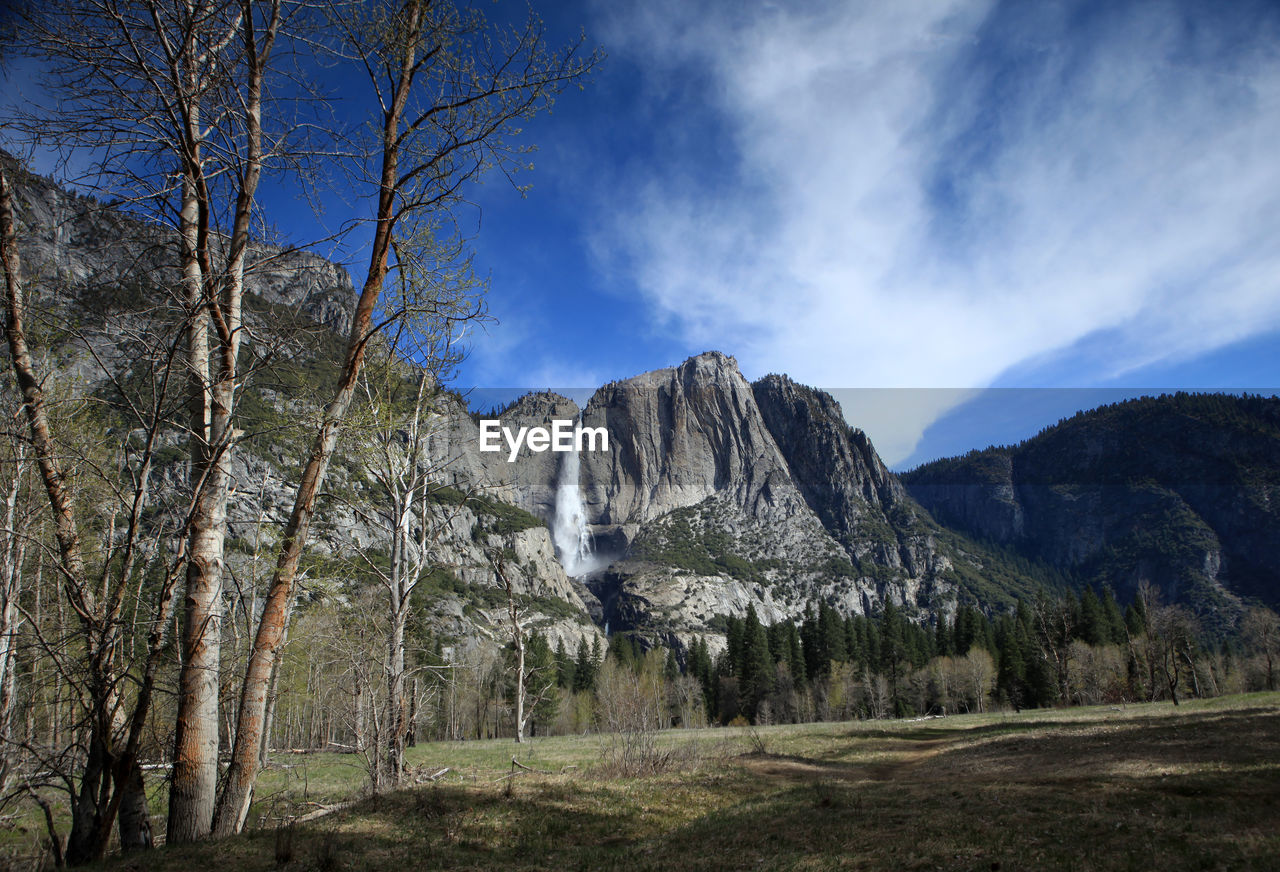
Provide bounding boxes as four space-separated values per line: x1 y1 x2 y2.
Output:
751 374 905 547
579 350 803 526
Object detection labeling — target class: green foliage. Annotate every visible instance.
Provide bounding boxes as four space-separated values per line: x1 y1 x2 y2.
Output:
429 485 544 536
629 502 771 582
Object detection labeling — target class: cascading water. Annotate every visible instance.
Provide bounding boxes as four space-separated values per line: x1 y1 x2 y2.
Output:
552 422 594 576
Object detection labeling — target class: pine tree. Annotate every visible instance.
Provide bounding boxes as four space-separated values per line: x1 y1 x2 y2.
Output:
926 618 944 661
786 622 807 688
1078 585 1105 646
725 615 745 676
555 638 576 689
740 605 775 719
994 616 1026 709
1125 596 1148 637
1100 586 1128 644
801 604 822 678
953 605 978 655
523 631 558 736
818 600 847 666
610 633 644 669
574 639 597 693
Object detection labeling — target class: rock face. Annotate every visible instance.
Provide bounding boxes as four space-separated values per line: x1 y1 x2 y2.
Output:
1 150 600 659
903 394 1280 630
753 374 915 566
524 355 1018 649
753 374 905 531
1 151 356 336
578 352 804 526
13 151 1276 656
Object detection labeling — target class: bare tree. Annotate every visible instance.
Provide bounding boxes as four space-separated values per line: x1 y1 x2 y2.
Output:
213 0 598 834
1148 601 1199 706
1 160 195 864
594 654 667 775
488 548 555 744
7 0 303 844
350 363 463 785
1031 594 1076 705
0 414 35 797
1241 606 1279 691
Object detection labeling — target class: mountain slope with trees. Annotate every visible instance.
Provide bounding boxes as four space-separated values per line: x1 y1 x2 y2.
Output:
902 393 1280 631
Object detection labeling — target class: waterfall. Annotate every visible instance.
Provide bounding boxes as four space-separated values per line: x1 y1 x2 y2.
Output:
552 425 593 576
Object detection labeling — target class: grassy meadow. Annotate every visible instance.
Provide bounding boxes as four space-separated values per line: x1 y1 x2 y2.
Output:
16 691 1278 870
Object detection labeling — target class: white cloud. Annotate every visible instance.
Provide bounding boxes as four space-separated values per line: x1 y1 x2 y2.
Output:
589 0 1280 462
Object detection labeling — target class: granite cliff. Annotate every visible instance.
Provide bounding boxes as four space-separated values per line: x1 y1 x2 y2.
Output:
7 150 1274 658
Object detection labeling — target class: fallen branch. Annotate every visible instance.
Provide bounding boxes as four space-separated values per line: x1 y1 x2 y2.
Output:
511 757 549 774
419 767 450 783
296 801 357 823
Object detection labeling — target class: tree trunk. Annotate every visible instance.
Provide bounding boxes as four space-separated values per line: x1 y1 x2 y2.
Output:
212 2 422 834
64 738 109 866
117 764 152 852
169 144 224 841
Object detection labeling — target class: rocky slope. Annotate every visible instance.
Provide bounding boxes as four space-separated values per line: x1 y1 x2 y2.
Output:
0 150 603 657
902 393 1280 631
452 353 1061 652
11 151 1274 656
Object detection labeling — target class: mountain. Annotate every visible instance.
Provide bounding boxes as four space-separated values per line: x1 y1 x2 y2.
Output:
444 353 1067 652
0 149 604 658
7 150 1275 658
902 393 1280 632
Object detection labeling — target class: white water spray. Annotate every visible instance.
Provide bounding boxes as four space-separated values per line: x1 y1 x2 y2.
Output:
552 425 593 576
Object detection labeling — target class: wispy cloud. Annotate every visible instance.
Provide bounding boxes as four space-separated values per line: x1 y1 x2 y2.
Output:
589 0 1280 462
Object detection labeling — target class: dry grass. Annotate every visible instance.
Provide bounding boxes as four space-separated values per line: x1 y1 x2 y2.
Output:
82 691 1280 871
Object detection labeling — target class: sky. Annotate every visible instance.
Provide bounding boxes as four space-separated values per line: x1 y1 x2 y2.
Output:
454 0 1280 467
5 0 1280 467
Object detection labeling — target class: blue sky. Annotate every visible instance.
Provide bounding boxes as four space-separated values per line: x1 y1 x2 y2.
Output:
455 0 1280 467
6 0 1280 467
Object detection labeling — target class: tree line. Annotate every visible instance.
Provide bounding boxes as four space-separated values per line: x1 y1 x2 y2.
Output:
683 587 1280 725
266 581 1278 764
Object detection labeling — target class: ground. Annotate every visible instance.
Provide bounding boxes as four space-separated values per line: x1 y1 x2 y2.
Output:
43 692 1280 870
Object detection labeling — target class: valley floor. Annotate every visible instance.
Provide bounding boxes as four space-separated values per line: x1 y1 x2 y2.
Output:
106 693 1280 871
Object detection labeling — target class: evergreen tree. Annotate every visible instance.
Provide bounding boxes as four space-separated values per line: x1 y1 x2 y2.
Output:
980 614 997 656
850 615 871 666
740 605 775 719
664 648 680 682
1100 586 1128 644
786 622 807 688
1078 585 1105 646
609 633 638 667
523 631 558 735
574 638 599 693
953 604 979 656
864 620 881 669
818 600 847 666
879 599 907 710
688 637 717 719
725 615 746 676
843 617 858 667
935 615 953 658
800 604 822 678
555 638 575 689
994 616 1026 709
1125 596 1148 637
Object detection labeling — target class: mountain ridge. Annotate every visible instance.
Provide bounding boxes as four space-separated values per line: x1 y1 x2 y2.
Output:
5 151 1275 655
